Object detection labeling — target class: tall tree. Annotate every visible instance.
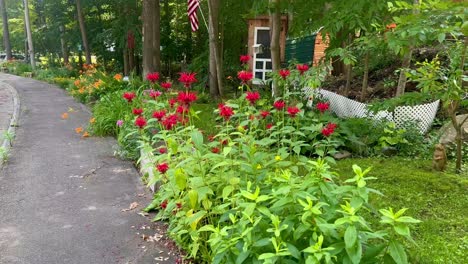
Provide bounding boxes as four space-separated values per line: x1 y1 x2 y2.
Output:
207 0 223 98
269 0 281 97
75 0 91 65
23 0 35 70
142 0 155 76
152 0 161 72
0 0 12 60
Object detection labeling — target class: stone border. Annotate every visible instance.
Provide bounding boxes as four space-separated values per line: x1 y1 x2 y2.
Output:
0 81 21 166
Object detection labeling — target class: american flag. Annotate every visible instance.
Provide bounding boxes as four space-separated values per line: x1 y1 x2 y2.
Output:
188 0 199 32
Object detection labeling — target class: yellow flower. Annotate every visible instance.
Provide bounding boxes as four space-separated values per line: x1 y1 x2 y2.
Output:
61 113 69 119
89 117 96 124
75 127 83 134
256 164 262 169
275 156 282 161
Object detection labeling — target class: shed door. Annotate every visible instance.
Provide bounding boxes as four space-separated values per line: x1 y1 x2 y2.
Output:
253 27 272 84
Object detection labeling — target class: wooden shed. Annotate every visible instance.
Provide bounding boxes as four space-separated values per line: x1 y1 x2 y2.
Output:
247 16 329 84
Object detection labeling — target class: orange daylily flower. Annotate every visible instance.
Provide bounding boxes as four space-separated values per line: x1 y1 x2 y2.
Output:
114 74 123 81
61 113 69 119
89 117 96 124
82 131 90 138
75 127 84 134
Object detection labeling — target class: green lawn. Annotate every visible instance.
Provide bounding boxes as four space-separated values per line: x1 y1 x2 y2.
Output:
333 158 468 264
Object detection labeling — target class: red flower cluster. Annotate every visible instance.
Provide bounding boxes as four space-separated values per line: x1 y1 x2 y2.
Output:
146 72 160 83
156 163 169 174
322 123 337 137
132 108 143 115
161 82 172 90
162 114 179 130
149 90 162 99
159 147 167 154
240 55 250 64
161 200 168 209
177 92 197 105
179 72 197 88
218 104 234 120
211 147 220 154
237 70 253 84
296 64 309 75
168 98 177 108
260 110 270 119
287 106 300 118
279 69 290 79
176 105 189 114
316 102 330 113
266 123 273 129
135 116 147 128
152 110 166 121
123 92 136 102
273 100 285 110
245 91 260 105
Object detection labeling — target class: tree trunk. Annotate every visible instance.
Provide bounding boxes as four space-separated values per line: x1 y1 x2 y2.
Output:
395 0 419 97
208 0 223 98
142 0 155 77
59 25 69 64
123 48 129 75
344 64 352 96
360 51 370 101
0 0 12 60
76 0 91 65
23 0 35 70
152 0 161 72
269 0 281 97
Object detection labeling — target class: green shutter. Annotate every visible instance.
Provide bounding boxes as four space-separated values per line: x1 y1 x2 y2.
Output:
285 34 316 64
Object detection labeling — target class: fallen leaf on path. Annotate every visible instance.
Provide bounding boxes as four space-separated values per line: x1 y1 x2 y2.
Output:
68 107 76 112
121 202 139 212
137 212 149 217
82 131 90 138
75 127 83 134
61 113 69 119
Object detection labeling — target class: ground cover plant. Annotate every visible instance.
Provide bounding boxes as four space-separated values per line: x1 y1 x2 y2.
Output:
334 158 468 264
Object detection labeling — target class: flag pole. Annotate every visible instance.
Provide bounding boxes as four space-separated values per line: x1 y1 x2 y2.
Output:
196 0 209 32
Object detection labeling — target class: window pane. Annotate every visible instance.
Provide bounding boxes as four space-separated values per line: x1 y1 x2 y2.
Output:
255 72 263 79
266 61 272 70
255 61 263 69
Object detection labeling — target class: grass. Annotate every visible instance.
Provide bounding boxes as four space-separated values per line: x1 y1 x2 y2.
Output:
333 157 468 264
192 103 218 136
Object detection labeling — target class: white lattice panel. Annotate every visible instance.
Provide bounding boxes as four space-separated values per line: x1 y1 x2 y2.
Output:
303 88 439 134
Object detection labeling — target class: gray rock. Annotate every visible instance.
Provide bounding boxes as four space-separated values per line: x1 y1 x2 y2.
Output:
333 150 352 160
439 114 468 145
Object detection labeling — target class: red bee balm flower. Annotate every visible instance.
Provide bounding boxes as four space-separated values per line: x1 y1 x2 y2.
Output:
152 110 166 121
149 90 162 99
316 102 330 113
161 82 172 90
240 55 251 64
162 114 179 130
159 147 167 154
146 72 160 83
260 110 270 119
134 116 147 128
273 100 285 110
237 71 253 84
123 92 136 103
161 200 168 209
279 69 290 79
168 98 177 108
287 106 300 118
176 105 189 114
156 163 169 174
266 123 273 129
218 104 234 120
211 147 220 154
322 123 337 137
245 91 260 105
177 92 198 105
178 72 197 88
132 108 143 115
296 64 309 75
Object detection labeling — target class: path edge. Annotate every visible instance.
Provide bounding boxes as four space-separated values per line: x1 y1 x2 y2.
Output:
0 80 20 166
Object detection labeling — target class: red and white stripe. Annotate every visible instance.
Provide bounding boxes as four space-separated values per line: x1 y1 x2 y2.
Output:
188 0 199 32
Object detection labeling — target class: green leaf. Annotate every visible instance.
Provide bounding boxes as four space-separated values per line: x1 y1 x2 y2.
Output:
188 190 198 209
394 223 410 237
287 243 301 259
258 253 276 260
362 244 386 262
222 186 234 199
174 168 187 190
344 225 357 249
345 241 362 264
388 240 408 264
190 130 204 148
